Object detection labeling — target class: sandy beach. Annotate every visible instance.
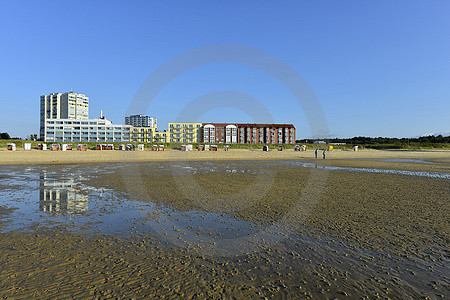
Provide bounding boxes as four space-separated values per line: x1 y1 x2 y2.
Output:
1 147 450 165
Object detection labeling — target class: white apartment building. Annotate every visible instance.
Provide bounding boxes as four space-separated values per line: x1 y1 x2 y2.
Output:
40 91 89 140
125 114 157 128
42 117 131 143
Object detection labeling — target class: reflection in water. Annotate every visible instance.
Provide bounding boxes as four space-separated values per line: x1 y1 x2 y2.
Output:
39 171 88 215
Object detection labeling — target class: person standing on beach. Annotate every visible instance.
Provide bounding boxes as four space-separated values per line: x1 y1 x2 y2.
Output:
315 149 318 159
323 150 326 159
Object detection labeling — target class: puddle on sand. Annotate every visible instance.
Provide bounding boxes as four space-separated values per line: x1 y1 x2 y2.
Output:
0 164 282 257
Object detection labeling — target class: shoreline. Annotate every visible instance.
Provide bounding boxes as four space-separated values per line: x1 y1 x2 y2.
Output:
1 148 450 166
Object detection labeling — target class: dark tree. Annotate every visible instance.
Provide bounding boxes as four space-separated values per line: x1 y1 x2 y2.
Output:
0 132 11 139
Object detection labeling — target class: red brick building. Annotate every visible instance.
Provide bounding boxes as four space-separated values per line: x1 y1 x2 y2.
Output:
202 123 296 144
203 123 239 144
237 124 296 144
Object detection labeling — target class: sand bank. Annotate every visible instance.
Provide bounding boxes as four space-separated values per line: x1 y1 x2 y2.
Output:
1 148 449 165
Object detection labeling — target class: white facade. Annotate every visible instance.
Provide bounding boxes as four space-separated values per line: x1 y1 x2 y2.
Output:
40 92 89 140
203 124 216 143
125 114 157 128
42 118 131 143
225 124 238 144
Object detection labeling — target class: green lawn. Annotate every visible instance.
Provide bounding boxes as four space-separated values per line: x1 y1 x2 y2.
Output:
1 139 448 150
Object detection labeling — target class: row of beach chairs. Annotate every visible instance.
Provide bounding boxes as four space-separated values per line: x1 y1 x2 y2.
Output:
6 143 334 152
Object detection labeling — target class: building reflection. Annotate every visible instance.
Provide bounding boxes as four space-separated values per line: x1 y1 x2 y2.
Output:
39 171 88 215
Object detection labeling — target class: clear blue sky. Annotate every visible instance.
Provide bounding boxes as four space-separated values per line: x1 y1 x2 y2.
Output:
0 1 448 138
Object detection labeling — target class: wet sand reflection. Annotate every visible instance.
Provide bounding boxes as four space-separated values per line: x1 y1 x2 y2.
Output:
39 171 88 215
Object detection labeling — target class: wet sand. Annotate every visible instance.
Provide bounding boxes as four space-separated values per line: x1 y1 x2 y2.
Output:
0 229 430 299
87 162 449 256
0 160 448 298
1 148 450 165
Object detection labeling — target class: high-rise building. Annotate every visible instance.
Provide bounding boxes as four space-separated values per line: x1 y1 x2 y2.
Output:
40 91 89 140
125 114 157 128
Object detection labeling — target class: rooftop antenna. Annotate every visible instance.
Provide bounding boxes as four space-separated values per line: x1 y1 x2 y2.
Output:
100 109 103 119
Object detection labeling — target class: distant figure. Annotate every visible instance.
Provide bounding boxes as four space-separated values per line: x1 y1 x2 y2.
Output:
314 149 318 159
323 150 326 159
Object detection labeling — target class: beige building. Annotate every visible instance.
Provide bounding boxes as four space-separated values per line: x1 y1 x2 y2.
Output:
153 131 169 143
130 127 169 143
168 122 203 143
130 127 156 143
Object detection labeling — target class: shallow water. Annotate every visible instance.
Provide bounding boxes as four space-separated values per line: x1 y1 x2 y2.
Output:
0 165 264 239
297 161 450 179
0 163 289 258
349 158 439 164
0 161 448 298
1 161 449 235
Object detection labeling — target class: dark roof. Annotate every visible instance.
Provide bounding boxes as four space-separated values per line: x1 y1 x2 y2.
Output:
202 123 295 128
237 123 295 128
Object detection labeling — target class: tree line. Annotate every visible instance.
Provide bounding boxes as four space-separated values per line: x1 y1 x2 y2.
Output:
0 133 37 140
297 134 450 144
